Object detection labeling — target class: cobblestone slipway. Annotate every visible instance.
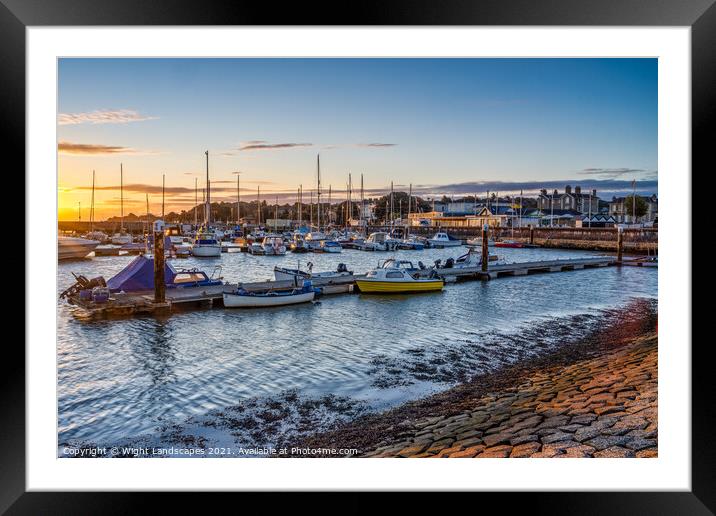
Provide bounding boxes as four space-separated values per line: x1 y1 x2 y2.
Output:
362 333 657 458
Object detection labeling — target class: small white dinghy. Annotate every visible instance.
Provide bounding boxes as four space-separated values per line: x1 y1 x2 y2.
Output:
223 282 316 308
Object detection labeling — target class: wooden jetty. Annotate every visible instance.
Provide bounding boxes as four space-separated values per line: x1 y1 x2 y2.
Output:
421 256 615 281
68 273 361 317
67 256 623 318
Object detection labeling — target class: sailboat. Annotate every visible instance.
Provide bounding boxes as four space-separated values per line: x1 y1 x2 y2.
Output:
111 163 133 245
85 170 107 243
191 150 222 257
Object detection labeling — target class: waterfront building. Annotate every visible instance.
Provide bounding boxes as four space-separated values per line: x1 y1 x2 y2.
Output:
407 207 507 227
608 194 658 223
538 185 600 214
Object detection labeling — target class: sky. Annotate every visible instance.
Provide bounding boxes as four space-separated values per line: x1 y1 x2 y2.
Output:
57 58 657 221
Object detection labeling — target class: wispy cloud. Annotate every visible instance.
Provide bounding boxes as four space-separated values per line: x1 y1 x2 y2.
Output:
223 141 399 154
578 168 656 180
58 141 139 155
58 141 161 156
238 141 313 151
58 109 157 126
77 184 194 194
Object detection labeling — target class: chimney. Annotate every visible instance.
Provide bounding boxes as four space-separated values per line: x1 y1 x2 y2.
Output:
540 189 547 196
592 189 597 197
575 186 581 195
565 185 572 194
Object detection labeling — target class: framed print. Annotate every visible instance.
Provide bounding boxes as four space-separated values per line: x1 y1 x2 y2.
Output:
6 0 712 512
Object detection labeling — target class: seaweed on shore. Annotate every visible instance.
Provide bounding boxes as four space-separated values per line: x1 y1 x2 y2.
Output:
288 298 658 456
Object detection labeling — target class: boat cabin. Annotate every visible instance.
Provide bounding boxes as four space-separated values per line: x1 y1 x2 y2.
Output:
379 259 417 271
367 232 388 243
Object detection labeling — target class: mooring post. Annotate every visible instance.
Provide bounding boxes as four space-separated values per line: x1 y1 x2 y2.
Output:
481 223 489 272
154 227 166 303
616 226 624 263
529 224 534 245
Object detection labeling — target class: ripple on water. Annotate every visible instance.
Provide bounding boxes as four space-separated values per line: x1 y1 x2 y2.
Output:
57 246 656 445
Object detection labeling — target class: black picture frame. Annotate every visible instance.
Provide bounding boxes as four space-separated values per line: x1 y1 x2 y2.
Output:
5 0 709 512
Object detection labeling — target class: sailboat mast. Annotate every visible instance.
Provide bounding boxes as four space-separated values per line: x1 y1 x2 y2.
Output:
275 196 278 232
316 154 321 231
361 173 364 234
390 181 394 228
204 150 210 225
407 183 412 237
162 173 165 219
90 170 95 232
237 173 240 225
145 193 149 253
257 186 261 226
194 178 198 227
120 163 124 233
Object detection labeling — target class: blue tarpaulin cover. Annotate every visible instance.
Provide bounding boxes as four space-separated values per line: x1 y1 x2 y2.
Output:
106 255 176 292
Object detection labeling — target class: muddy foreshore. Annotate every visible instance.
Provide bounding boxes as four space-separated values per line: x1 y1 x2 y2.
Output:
286 298 657 457
59 298 657 458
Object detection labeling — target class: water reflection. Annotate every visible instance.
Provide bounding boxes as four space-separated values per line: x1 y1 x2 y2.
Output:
57 246 657 445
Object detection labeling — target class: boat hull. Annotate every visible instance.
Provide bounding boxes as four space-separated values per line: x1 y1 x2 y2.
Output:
355 279 444 293
274 269 309 282
428 240 462 248
223 290 315 308
58 238 100 260
111 236 133 245
192 245 222 257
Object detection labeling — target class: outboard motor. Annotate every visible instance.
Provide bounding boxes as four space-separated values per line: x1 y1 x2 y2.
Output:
60 273 107 299
418 261 426 270
445 257 455 268
434 259 442 268
336 263 348 273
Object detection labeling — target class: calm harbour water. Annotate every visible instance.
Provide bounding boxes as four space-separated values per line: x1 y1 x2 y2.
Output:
57 245 657 449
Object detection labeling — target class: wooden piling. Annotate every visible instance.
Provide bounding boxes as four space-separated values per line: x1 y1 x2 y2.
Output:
616 227 624 263
154 230 166 303
481 224 489 272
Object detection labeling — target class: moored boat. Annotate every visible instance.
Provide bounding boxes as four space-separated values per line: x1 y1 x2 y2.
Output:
111 233 133 245
493 240 525 248
319 240 342 253
427 231 462 248
273 262 353 282
105 254 223 292
192 227 222 257
58 236 100 260
223 282 316 308
261 235 287 256
355 262 443 293
466 237 494 247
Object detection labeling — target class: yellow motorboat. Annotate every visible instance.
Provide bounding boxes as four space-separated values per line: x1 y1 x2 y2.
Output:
355 260 444 294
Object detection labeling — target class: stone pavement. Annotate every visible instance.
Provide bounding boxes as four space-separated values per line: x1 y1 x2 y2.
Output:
362 333 657 458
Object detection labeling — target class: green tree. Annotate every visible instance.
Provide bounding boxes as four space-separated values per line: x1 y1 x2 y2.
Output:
623 195 648 220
